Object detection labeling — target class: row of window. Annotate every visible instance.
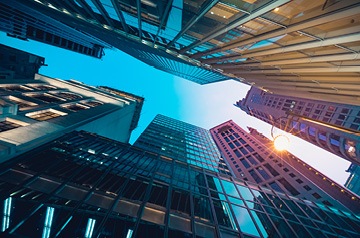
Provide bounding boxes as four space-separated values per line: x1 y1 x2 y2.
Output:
0 100 102 133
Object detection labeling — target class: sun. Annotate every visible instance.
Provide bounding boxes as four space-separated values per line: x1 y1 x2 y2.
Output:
273 134 290 151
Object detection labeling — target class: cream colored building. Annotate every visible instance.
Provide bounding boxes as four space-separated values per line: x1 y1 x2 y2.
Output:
0 47 143 162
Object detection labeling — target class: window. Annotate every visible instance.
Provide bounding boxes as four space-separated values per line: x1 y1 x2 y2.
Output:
254 153 264 163
263 163 279 177
81 100 103 107
322 200 332 206
56 92 82 100
0 119 24 132
239 147 248 155
246 156 257 165
26 109 67 121
27 93 64 103
61 103 89 112
5 96 38 110
289 173 296 178
283 168 289 172
312 193 322 199
240 159 250 169
0 85 32 92
30 84 57 90
303 185 312 191
278 178 300 196
269 182 283 193
256 167 270 180
249 170 262 183
296 179 303 184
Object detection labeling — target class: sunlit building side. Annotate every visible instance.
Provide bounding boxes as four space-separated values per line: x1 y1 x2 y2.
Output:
210 120 360 214
236 86 360 164
0 44 143 162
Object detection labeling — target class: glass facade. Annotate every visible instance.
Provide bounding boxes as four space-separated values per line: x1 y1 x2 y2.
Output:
5 0 360 101
135 114 231 175
0 130 360 237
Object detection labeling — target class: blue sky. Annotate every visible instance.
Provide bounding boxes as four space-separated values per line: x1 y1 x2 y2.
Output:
1 33 351 185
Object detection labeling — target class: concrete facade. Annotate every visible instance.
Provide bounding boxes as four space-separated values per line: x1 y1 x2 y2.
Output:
210 120 360 214
0 46 143 162
236 86 360 164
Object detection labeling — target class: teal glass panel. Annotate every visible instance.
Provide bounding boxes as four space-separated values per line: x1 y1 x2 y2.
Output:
231 205 259 237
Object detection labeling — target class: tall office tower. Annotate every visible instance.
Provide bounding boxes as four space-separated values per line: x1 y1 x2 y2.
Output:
7 0 360 94
345 163 360 196
134 114 232 176
0 0 111 58
1 130 360 237
236 86 360 164
0 45 143 162
210 120 360 214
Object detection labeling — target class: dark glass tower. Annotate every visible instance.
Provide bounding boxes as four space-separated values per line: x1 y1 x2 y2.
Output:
1 117 360 237
0 0 110 58
134 114 232 175
4 0 360 100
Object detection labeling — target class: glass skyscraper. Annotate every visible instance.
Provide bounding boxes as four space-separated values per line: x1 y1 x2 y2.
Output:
134 114 232 175
3 0 360 104
1 116 360 237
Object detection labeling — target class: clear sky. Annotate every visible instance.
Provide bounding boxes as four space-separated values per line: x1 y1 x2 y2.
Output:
1 33 351 185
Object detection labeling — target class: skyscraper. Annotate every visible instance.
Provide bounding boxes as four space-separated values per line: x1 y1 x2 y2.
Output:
134 114 232 176
0 44 143 162
210 120 360 214
1 124 360 237
4 0 360 100
236 86 360 164
0 0 111 58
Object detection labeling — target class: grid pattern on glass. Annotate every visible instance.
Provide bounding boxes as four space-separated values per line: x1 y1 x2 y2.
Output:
134 114 230 174
2 131 359 238
26 109 67 121
0 120 22 132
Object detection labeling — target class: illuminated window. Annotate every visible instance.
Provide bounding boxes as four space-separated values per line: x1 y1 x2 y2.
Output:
0 85 32 92
81 100 103 107
42 207 54 238
85 218 96 238
61 103 89 112
30 84 57 90
0 119 23 132
56 92 82 100
2 197 12 232
27 93 65 103
26 109 67 121
5 96 38 110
